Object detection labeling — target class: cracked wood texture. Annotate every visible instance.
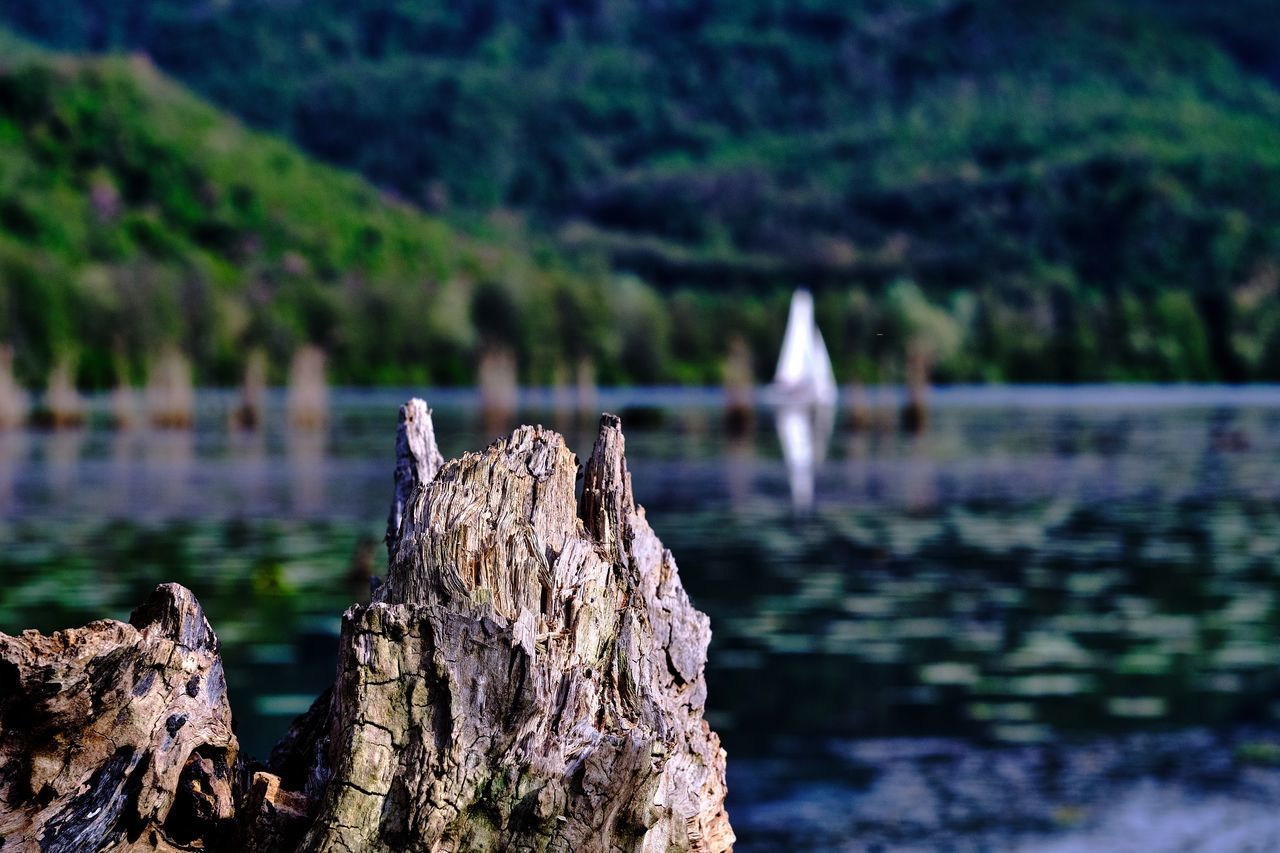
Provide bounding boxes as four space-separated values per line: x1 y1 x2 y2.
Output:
0 401 732 852
0 584 237 852
385 398 444 559
289 406 733 851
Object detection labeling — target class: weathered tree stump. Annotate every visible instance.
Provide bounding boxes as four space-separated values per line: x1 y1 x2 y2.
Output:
0 403 733 852
0 584 237 851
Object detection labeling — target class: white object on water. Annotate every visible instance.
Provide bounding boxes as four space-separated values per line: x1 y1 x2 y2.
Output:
768 289 837 406
766 289 837 511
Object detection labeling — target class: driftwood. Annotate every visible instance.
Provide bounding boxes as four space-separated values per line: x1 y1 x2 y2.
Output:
0 403 733 852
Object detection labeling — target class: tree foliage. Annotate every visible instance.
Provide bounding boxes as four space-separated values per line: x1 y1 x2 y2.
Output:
5 2 1280 383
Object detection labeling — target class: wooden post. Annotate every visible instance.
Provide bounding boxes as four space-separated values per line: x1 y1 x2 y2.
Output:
230 351 268 431
0 344 29 429
723 335 754 437
147 347 195 429
901 341 931 434
286 346 329 431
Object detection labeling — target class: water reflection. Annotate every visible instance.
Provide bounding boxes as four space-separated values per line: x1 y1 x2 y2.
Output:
46 427 86 498
288 427 326 517
109 427 137 513
724 431 757 511
4 387 1280 849
900 432 938 512
0 430 26 514
143 428 194 518
773 403 834 513
229 423 269 512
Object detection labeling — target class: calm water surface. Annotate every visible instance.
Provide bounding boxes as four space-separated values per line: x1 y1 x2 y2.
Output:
4 386 1280 850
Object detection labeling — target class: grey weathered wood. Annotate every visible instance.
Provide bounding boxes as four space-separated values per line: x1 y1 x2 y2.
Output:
385 397 445 558
0 408 734 852
291 412 733 851
0 584 238 852
233 770 310 852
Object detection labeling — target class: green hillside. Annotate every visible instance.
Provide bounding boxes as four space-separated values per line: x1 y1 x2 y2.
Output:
5 2 1280 383
0 46 631 387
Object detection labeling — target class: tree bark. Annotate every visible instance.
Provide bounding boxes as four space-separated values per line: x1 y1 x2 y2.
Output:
0 403 734 852
0 584 238 852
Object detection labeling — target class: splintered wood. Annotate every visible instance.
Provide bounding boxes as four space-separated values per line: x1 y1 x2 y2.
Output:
0 584 237 851
0 403 733 851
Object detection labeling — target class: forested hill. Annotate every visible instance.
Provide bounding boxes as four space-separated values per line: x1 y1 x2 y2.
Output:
4 2 1280 383
0 41 631 388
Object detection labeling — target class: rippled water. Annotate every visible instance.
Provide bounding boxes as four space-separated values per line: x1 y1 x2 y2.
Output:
4 386 1280 850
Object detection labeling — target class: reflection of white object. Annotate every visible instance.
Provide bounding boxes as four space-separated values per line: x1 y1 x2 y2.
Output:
775 403 835 513
776 406 813 512
769 289 837 406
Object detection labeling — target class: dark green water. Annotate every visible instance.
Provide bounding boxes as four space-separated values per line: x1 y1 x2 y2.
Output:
4 387 1280 849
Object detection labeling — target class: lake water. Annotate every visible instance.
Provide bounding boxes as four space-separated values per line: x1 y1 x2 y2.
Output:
4 386 1280 850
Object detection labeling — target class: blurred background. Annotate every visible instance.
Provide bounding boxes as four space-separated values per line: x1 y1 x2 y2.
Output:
4 1 1280 849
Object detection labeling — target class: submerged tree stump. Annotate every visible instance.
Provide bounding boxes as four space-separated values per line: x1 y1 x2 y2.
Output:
0 403 733 852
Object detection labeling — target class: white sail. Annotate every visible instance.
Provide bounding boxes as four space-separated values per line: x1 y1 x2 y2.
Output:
774 290 816 387
810 326 838 405
770 289 838 405
768 289 837 511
